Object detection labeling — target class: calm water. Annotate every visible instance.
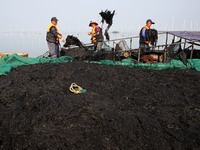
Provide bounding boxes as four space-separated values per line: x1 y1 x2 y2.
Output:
0 31 168 57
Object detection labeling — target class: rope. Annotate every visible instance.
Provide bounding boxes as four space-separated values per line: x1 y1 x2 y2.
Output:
69 83 84 94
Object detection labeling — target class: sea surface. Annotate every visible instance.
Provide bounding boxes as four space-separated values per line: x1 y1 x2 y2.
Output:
0 31 169 58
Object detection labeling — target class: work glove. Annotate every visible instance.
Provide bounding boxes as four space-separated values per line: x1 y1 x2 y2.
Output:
61 38 65 43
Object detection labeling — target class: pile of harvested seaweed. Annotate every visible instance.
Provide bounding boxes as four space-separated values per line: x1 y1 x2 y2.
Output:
0 61 200 149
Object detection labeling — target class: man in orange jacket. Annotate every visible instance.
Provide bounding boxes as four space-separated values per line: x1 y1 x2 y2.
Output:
46 17 64 58
88 21 104 52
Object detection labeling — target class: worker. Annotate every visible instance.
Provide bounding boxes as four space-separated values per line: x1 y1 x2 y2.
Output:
46 17 64 58
139 19 155 54
88 21 104 52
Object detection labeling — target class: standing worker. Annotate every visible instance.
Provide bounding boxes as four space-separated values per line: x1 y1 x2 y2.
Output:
88 21 104 52
139 19 155 54
46 17 64 58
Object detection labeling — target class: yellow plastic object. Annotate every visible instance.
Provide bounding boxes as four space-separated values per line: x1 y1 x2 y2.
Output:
69 83 87 94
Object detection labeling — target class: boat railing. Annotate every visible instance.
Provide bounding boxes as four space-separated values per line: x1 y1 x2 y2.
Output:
61 31 199 61
101 34 197 62
83 31 176 51
64 31 199 52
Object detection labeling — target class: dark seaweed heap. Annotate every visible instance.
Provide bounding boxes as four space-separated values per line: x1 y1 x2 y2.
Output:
63 35 87 50
0 61 200 149
145 29 158 46
99 9 115 26
99 9 115 41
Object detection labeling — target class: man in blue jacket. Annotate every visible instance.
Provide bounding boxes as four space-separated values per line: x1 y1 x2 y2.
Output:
139 19 155 54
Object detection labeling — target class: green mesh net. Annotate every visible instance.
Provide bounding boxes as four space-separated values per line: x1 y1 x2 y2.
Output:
1 54 200 75
0 54 73 75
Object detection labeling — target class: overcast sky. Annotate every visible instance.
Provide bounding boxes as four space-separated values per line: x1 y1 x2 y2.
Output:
0 0 200 33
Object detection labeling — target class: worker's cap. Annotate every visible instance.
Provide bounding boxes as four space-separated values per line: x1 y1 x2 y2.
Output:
51 17 58 22
146 19 155 24
89 21 98 27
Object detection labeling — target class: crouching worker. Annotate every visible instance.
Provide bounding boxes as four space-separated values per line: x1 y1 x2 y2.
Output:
88 21 104 52
46 17 64 58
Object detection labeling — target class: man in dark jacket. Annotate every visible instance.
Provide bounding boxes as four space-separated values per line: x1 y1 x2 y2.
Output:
139 19 155 54
46 17 64 58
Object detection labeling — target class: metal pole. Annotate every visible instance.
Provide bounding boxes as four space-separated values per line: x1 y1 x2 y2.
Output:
183 39 186 50
165 32 168 47
190 42 194 59
113 41 116 61
130 38 132 49
173 35 175 43
164 32 168 62
138 48 141 62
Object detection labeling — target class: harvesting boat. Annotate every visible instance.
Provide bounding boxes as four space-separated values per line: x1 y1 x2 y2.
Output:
49 31 200 64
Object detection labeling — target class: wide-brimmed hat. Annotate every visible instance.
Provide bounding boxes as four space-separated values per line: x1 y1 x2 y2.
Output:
146 19 155 24
51 17 58 22
89 21 98 26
